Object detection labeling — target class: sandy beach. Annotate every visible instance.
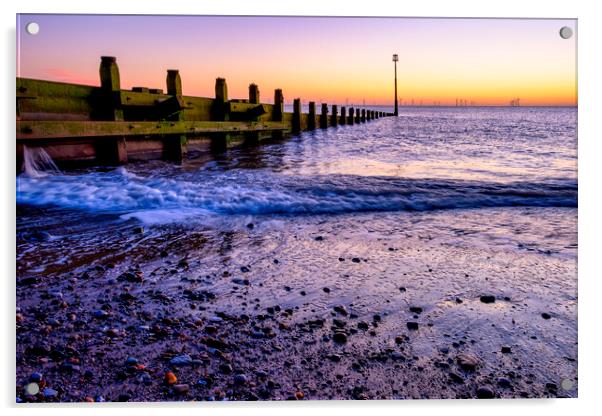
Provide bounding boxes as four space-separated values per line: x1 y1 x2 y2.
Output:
16 205 577 401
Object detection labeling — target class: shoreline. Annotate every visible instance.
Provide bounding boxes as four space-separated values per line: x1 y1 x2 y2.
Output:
16 207 577 401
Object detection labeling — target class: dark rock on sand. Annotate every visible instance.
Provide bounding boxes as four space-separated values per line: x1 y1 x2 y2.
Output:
480 295 496 304
409 306 423 314
456 353 480 371
332 332 347 344
541 313 552 320
497 377 513 388
501 346 512 354
234 374 248 385
476 386 495 399
170 354 193 366
406 322 419 330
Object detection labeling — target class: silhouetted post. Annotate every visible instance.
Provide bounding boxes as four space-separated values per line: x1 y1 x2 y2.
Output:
213 78 229 121
320 103 328 128
355 108 360 123
273 89 283 122
361 109 366 122
330 105 338 126
166 70 182 96
308 101 316 130
292 98 302 133
164 70 185 162
393 53 399 116
340 106 346 125
99 56 123 121
348 107 354 125
98 56 127 164
249 83 260 104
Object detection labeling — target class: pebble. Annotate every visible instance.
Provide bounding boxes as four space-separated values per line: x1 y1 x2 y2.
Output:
480 295 496 304
234 374 248 385
501 346 512 354
323 287 331 293
351 258 361 263
476 386 495 399
164 371 177 385
332 332 348 344
406 322 419 330
219 363 233 374
173 384 189 395
314 236 324 241
456 353 480 371
541 313 552 320
43 388 58 399
29 372 43 382
409 306 423 314
357 321 369 330
170 354 193 366
333 305 348 316
449 372 464 384
125 357 138 366
92 310 109 319
497 377 513 388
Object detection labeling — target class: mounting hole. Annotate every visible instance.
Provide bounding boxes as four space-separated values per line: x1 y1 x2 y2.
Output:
25 22 40 35
559 26 573 39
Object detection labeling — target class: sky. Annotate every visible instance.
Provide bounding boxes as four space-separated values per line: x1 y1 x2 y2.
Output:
16 15 577 106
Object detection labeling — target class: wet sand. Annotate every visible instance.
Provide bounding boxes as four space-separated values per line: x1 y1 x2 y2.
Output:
16 206 577 401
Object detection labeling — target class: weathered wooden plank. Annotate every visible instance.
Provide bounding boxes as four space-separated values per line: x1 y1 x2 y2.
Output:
17 120 287 141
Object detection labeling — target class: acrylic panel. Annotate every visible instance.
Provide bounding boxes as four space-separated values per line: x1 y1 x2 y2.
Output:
16 14 577 402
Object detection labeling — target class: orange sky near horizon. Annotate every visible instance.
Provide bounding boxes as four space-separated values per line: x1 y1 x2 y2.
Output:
17 15 577 106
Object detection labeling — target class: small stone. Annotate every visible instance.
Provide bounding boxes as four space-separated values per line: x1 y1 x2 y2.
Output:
449 372 464 384
323 287 330 293
29 372 43 382
456 353 480 371
234 374 247 385
125 357 138 366
246 223 254 229
357 321 369 330
173 384 189 395
541 313 552 320
133 226 144 234
170 354 193 366
314 236 324 241
497 377 512 388
501 346 512 354
394 336 404 344
409 306 423 314
476 386 495 399
399 287 406 292
43 388 58 399
164 371 177 385
333 305 348 316
351 258 361 263
92 310 109 319
295 391 304 399
219 363 233 374
480 295 496 304
332 332 347 344
406 322 419 330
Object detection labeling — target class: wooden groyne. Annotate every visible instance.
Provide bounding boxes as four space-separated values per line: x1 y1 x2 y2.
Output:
16 56 393 167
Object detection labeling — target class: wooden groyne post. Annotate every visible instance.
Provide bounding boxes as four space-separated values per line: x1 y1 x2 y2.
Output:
16 55 393 167
308 102 316 130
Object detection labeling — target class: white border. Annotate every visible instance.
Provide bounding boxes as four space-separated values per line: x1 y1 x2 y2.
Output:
2 1 600 416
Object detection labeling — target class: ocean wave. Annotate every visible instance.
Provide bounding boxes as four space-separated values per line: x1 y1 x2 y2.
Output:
16 168 577 219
